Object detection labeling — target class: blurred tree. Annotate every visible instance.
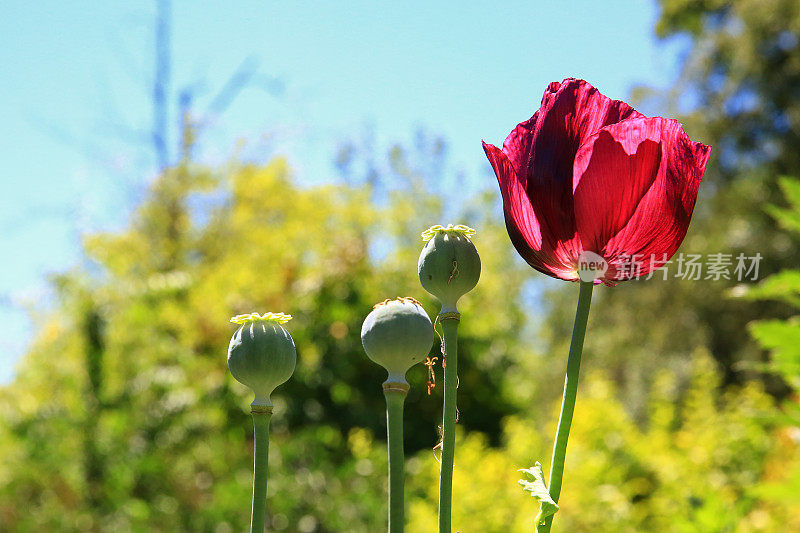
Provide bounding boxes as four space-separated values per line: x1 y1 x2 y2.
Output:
0 131 533 529
747 178 800 399
741 176 800 521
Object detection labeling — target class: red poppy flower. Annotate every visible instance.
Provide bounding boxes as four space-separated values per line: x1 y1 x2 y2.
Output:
483 78 711 284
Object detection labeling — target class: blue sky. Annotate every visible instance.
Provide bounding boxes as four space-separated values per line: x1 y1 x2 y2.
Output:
0 1 684 382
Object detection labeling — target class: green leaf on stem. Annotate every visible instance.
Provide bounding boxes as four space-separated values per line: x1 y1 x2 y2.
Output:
518 462 559 525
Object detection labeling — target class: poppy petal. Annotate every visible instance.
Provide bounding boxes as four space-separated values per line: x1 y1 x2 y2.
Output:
530 78 644 191
483 141 542 250
524 79 646 248
572 128 662 253
484 141 573 280
500 112 538 188
573 117 711 279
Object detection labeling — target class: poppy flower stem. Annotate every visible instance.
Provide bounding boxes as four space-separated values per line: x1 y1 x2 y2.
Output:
250 406 272 533
437 315 460 533
538 281 594 533
384 382 410 532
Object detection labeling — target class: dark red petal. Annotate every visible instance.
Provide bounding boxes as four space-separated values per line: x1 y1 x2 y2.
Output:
483 141 576 281
530 78 644 190
572 129 662 253
483 141 542 249
517 79 646 251
500 112 538 188
573 117 711 280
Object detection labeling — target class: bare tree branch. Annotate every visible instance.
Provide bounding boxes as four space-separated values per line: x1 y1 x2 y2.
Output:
152 0 171 170
204 55 260 118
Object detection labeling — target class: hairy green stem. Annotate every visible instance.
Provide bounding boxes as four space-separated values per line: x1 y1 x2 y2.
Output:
251 407 273 533
538 281 593 533
384 383 409 532
438 316 460 533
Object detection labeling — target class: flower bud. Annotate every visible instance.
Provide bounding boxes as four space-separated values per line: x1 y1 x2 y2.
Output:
418 224 481 311
228 312 296 408
361 297 434 385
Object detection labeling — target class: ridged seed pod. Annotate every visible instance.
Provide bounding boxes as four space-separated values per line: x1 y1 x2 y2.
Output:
228 312 296 408
361 297 434 385
418 224 481 311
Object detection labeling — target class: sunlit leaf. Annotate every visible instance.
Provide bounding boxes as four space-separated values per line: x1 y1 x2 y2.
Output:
518 462 559 525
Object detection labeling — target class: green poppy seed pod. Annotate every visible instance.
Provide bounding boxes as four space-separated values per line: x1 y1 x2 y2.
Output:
227 312 296 409
418 224 481 312
361 297 434 386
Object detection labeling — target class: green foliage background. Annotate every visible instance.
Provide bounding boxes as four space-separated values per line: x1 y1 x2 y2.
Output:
2 1 800 531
